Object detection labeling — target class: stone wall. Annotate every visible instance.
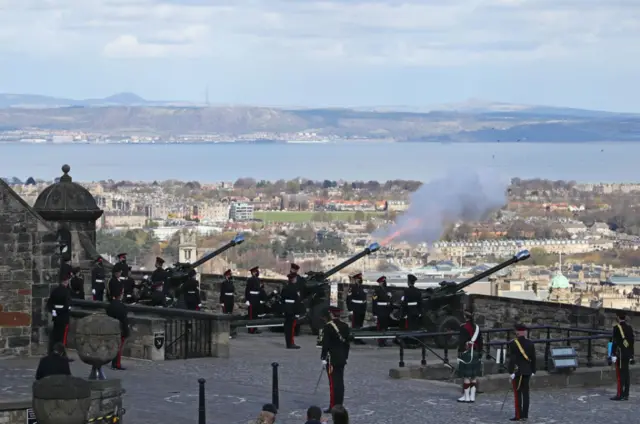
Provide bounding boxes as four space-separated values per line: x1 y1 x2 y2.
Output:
468 294 639 359
0 180 61 357
0 401 29 424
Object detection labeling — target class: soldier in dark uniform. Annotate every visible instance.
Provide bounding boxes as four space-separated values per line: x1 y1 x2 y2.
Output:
107 290 130 371
290 262 307 297
181 269 202 311
372 276 392 347
46 272 72 353
36 343 71 380
320 306 351 413
122 265 136 304
150 257 166 293
401 274 422 330
112 253 129 278
69 267 85 300
507 323 536 421
245 266 262 334
346 273 367 329
457 310 483 403
611 312 635 401
281 273 302 349
219 269 235 314
59 254 73 284
91 256 106 301
107 268 123 301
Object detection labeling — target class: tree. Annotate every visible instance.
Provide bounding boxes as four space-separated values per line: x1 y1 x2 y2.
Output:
353 211 365 221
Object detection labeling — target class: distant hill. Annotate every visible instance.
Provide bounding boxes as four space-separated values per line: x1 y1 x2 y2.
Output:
0 93 638 142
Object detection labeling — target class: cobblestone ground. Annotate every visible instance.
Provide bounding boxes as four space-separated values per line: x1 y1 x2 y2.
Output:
1 332 637 424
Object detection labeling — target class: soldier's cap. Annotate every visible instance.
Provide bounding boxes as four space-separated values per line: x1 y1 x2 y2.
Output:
323 306 341 319
62 272 72 281
155 257 165 264
407 274 417 283
250 266 259 273
117 253 127 258
287 272 297 280
188 269 197 277
617 312 626 320
72 266 81 274
290 263 300 271
514 323 527 331
95 256 103 263
377 276 387 283
223 269 232 277
262 404 278 414
350 272 363 280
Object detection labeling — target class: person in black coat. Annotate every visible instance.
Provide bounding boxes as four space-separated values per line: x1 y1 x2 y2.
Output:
402 274 422 330
245 266 262 334
281 273 302 349
611 312 635 401
346 273 367 329
320 307 351 413
107 268 123 301
46 273 72 353
372 276 392 347
69 267 85 300
180 270 202 311
219 269 235 314
106 292 131 370
507 323 536 421
91 256 106 301
36 343 71 380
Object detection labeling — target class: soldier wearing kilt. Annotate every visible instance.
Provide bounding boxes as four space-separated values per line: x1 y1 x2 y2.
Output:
457 310 483 403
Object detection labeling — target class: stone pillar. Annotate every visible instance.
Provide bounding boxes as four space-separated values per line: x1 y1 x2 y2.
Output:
32 375 92 424
210 317 230 358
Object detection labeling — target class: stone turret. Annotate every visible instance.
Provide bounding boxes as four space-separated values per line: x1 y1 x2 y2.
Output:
33 165 104 269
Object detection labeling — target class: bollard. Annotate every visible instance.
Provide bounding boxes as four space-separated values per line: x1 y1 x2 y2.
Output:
198 378 206 424
271 362 279 410
421 345 427 366
397 338 405 368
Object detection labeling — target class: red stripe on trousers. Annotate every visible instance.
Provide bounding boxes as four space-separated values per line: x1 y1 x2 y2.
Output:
291 319 297 345
116 336 125 368
63 324 69 346
222 304 226 313
512 378 520 420
615 361 622 397
405 319 409 329
327 367 335 408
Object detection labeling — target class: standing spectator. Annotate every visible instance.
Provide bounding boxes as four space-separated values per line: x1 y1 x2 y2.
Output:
331 405 349 424
250 404 277 424
305 405 324 424
36 343 71 380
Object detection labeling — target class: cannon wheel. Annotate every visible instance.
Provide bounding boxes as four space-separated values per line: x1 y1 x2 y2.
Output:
434 315 463 349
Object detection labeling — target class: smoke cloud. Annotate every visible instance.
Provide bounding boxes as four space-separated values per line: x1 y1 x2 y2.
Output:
373 169 509 245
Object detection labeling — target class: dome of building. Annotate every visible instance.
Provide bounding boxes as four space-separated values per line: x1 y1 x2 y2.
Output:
33 164 103 221
550 272 570 289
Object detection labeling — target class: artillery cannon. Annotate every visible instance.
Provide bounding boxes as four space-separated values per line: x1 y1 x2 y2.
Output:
358 249 531 348
138 234 244 306
267 242 381 333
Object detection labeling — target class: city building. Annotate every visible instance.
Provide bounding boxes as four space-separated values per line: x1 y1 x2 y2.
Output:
229 202 254 221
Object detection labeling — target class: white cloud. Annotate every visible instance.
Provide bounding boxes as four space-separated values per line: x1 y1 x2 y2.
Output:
0 0 638 66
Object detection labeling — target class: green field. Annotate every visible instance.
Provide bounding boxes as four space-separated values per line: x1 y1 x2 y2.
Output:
253 210 384 223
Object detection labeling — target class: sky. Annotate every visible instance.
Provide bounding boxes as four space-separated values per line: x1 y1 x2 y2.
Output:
0 0 639 112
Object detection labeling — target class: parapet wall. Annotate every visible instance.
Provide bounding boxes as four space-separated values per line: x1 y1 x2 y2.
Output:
468 294 639 359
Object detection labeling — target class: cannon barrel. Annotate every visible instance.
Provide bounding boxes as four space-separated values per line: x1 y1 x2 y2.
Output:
189 233 245 269
307 242 381 282
426 249 531 297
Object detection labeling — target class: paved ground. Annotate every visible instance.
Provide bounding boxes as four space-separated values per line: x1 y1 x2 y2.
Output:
1 332 637 424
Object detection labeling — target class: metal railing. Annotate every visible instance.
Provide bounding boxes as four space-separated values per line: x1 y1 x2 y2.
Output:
165 317 213 360
388 325 611 371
